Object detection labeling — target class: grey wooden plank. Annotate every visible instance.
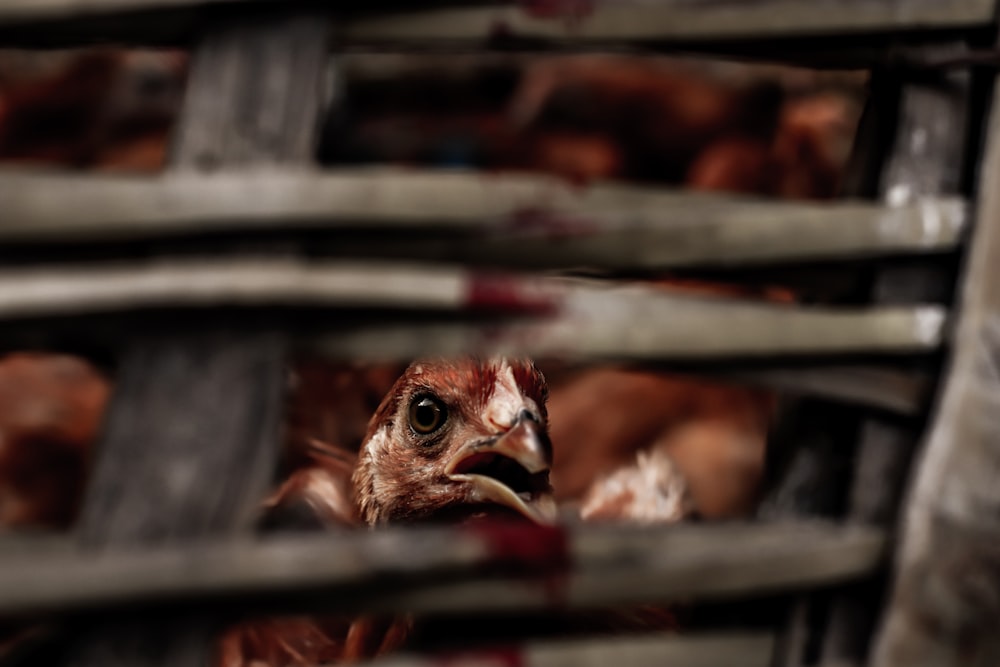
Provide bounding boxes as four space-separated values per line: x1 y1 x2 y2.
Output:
63 12 329 667
307 284 946 361
0 522 885 617
365 633 775 667
0 0 992 49
343 0 994 45
0 263 946 361
2 0 988 38
869 71 1000 667
718 366 930 416
0 170 968 269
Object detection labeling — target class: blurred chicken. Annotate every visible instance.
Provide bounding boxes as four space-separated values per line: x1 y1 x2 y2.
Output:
0 353 109 529
0 49 185 169
507 55 784 183
580 449 693 524
548 369 774 519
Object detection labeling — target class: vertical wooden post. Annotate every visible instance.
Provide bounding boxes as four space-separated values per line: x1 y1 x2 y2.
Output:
870 70 1000 667
761 63 972 667
821 69 971 667
65 13 330 667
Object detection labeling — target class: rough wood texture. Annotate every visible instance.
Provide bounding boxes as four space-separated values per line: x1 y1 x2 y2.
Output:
343 0 994 44
719 366 930 416
870 77 1000 667
0 170 968 270
0 261 947 363
823 69 971 667
0 0 991 47
74 332 286 547
0 522 885 617
64 13 329 667
361 633 774 667
309 279 946 362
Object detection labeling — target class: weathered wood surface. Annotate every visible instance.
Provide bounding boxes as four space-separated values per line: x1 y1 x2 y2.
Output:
0 170 967 270
307 282 945 361
364 633 775 667
0 0 992 47
719 366 930 416
0 522 885 617
822 68 971 667
0 261 946 360
63 13 329 667
869 75 1000 667
343 0 995 45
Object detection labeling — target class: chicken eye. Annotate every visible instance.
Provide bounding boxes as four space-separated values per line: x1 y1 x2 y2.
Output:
408 395 447 435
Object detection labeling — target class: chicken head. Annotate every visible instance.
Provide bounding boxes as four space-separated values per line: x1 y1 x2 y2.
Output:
353 357 557 526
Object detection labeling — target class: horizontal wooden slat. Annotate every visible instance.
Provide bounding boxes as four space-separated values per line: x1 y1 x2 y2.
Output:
0 522 884 617
307 276 947 361
366 633 775 667
718 366 931 416
0 170 967 269
0 0 992 47
0 261 946 360
344 0 996 45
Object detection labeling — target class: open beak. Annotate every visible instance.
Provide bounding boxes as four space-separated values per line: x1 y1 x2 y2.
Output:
444 416 557 524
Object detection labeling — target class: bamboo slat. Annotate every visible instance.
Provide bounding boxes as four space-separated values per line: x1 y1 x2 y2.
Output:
0 261 946 360
0 170 967 269
719 366 931 416
343 0 996 45
0 522 884 617
0 0 992 47
364 633 775 667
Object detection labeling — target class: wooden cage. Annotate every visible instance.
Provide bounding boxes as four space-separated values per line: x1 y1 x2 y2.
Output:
1 1 999 666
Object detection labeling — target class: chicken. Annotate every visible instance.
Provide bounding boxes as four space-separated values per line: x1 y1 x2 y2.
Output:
353 356 556 526
548 368 774 520
221 357 561 667
0 353 110 529
222 357 694 666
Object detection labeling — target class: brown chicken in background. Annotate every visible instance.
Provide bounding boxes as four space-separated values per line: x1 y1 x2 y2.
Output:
0 353 109 530
0 48 186 170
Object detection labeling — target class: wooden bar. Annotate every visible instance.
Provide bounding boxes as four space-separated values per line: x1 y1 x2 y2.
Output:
719 366 931 416
343 0 996 45
364 633 775 667
870 71 1000 667
0 170 968 269
308 279 946 361
0 261 945 359
0 522 885 617
0 0 992 47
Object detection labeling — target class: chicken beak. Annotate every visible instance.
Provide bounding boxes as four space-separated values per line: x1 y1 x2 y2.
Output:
445 418 558 524
491 418 551 474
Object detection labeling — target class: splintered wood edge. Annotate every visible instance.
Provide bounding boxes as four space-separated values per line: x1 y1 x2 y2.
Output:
0 0 992 43
361 633 775 667
0 522 884 616
0 170 968 269
0 261 947 359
